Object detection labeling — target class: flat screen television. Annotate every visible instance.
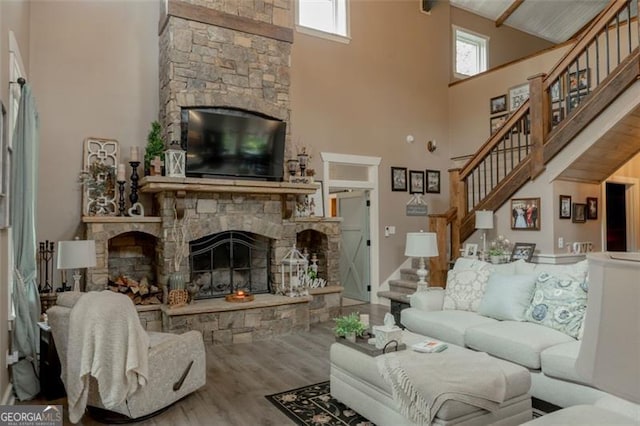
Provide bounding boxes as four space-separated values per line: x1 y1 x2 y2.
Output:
181 107 286 181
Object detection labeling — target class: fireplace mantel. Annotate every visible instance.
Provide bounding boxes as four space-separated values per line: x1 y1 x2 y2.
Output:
139 176 317 195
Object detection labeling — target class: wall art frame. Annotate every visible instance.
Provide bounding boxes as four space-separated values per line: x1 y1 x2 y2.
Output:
409 170 425 194
391 167 407 192
572 203 587 223
586 197 598 220
510 197 540 230
426 169 441 194
509 83 529 112
559 195 572 219
490 94 507 114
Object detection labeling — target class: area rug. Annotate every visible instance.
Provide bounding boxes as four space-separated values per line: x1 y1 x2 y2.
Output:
266 381 551 425
265 381 374 425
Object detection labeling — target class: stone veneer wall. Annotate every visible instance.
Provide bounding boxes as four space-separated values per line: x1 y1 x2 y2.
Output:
155 191 341 292
159 0 293 147
108 232 157 282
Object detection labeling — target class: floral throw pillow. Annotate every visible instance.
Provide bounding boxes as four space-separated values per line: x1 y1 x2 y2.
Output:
442 268 491 312
525 272 588 338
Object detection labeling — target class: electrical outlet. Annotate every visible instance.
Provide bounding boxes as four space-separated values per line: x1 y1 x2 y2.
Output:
558 237 564 249
388 226 396 235
6 350 19 367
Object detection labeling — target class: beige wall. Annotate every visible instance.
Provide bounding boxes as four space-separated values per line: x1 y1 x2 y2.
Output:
450 6 554 81
291 0 452 293
553 180 603 253
0 0 31 402
30 0 159 283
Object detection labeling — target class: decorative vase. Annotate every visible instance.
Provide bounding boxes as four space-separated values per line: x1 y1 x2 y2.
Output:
345 332 356 343
490 255 502 264
169 271 186 291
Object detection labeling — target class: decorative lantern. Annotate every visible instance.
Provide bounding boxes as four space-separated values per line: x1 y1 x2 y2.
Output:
165 141 185 178
280 244 309 297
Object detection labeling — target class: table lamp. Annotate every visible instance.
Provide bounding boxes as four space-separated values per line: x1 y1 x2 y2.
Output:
405 231 439 292
57 239 97 292
475 210 493 261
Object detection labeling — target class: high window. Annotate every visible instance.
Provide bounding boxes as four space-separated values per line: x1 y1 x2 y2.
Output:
454 26 489 78
297 0 350 43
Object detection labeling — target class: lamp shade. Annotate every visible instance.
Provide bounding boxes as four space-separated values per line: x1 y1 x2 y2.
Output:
57 240 97 270
475 210 494 229
404 232 438 258
576 253 640 403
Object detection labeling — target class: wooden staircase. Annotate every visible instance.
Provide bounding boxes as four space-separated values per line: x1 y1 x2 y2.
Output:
427 0 640 286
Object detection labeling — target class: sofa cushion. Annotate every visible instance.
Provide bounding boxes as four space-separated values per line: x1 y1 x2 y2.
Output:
465 321 575 369
453 258 522 275
401 308 498 347
515 259 588 282
442 268 491 312
478 273 537 321
525 272 588 338
540 341 589 385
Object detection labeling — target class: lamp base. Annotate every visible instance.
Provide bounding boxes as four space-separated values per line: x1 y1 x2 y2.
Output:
414 257 428 293
72 271 82 292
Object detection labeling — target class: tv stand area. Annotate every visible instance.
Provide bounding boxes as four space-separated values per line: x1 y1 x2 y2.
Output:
139 176 317 196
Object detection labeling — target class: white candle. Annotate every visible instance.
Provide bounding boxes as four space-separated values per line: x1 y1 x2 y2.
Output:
360 314 370 327
130 146 139 162
117 163 126 181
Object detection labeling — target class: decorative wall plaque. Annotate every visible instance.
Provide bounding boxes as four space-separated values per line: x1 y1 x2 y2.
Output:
82 137 119 216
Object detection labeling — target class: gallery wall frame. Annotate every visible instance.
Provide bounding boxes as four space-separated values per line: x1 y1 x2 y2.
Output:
409 170 425 194
391 167 407 192
587 197 598 220
510 197 540 230
509 83 529 112
559 195 572 219
490 94 507 114
426 169 441 194
573 203 587 223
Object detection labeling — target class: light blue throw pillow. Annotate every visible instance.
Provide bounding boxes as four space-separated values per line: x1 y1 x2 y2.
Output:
524 272 588 338
478 273 537 321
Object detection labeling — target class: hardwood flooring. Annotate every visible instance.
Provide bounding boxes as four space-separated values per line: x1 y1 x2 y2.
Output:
31 302 388 426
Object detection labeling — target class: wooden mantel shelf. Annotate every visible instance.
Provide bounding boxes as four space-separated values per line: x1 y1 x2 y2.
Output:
138 176 317 195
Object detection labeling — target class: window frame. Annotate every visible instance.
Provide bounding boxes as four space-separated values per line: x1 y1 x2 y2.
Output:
295 0 351 44
453 25 489 79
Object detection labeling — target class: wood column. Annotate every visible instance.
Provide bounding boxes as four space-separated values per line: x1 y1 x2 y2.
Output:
428 215 448 287
528 73 547 180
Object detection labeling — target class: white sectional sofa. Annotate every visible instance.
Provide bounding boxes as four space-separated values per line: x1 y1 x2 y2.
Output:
400 257 637 414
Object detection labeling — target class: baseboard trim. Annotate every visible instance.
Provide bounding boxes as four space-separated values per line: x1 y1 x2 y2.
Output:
1 383 15 405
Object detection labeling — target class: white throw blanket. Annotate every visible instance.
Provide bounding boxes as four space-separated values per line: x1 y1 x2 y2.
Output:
66 291 150 423
377 349 507 425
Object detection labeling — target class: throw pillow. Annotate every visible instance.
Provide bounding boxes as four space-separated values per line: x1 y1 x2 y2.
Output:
442 268 491 312
453 257 492 271
478 273 537 321
516 259 588 282
525 272 588 338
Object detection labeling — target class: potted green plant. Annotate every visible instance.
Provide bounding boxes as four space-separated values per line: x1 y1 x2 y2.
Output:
333 312 367 342
488 247 505 264
145 121 165 175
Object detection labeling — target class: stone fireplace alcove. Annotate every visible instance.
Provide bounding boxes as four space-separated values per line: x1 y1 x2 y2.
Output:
108 231 158 284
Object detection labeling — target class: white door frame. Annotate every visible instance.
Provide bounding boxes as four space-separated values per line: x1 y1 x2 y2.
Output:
321 152 381 303
602 176 639 252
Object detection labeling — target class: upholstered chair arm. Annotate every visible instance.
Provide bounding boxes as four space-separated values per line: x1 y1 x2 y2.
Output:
409 288 445 311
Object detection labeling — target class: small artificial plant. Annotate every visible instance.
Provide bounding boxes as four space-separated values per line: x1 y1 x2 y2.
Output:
488 235 512 256
145 121 165 172
333 312 367 338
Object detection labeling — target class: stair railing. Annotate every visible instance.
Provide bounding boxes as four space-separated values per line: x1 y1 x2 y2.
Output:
451 0 639 245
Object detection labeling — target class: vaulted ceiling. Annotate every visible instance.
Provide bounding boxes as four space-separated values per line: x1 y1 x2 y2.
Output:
449 0 610 43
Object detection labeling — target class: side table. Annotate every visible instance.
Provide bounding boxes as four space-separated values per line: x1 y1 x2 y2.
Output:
390 299 410 329
38 322 66 400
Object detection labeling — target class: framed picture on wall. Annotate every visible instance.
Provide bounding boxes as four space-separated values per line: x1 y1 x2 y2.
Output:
409 170 425 194
587 197 598 220
509 83 529 112
490 94 507 114
426 169 441 194
490 114 508 134
391 167 407 192
559 195 572 219
567 68 590 92
510 197 540 230
550 79 563 102
572 203 587 223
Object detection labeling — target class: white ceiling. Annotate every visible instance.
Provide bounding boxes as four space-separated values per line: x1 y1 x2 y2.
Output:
450 0 610 44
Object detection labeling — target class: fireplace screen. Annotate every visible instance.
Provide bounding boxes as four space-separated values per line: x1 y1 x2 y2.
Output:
190 231 270 299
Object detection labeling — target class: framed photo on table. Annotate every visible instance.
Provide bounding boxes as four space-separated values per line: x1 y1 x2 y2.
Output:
409 170 425 194
391 167 407 192
510 243 536 262
463 243 478 258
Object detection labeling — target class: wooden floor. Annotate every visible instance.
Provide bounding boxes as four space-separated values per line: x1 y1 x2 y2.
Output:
33 302 388 426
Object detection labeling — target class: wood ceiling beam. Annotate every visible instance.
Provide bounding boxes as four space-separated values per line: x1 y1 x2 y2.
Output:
496 0 525 27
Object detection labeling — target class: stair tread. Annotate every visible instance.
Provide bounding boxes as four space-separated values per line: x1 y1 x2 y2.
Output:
377 290 411 304
389 279 418 289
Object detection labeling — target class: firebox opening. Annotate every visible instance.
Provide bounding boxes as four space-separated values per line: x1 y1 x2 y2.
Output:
190 231 271 299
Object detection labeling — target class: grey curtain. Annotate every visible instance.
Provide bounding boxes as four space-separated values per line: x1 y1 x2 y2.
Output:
10 83 40 400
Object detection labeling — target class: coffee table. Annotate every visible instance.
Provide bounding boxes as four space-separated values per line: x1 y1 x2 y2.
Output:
330 330 532 425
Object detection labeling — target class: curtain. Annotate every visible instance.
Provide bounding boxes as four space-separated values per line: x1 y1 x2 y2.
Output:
10 83 40 400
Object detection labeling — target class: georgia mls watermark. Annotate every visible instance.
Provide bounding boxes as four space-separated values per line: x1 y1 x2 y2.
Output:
0 405 62 426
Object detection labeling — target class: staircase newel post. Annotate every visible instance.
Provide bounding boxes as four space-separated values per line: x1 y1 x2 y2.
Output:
528 73 547 180
428 215 447 288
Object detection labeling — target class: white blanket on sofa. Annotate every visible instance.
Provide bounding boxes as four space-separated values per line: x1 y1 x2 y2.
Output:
66 291 150 423
377 349 506 425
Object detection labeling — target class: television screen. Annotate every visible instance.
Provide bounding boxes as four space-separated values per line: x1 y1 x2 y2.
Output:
182 108 286 181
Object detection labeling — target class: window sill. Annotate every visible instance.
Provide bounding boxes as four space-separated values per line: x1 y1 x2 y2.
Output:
296 26 351 44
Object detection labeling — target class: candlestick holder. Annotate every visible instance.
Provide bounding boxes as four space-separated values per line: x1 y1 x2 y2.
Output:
129 161 140 215
117 180 126 216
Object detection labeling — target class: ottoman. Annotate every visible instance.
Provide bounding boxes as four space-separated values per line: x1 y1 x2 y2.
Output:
330 330 532 425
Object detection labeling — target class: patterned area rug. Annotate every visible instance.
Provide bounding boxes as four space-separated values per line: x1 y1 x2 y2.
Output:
266 381 551 425
265 381 373 426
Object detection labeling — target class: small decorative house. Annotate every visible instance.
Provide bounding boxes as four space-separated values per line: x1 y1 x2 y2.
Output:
279 244 309 297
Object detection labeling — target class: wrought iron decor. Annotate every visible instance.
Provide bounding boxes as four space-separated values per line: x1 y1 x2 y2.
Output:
82 137 119 216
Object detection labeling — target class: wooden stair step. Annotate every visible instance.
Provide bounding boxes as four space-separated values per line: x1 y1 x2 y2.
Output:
377 290 411 304
388 279 418 295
